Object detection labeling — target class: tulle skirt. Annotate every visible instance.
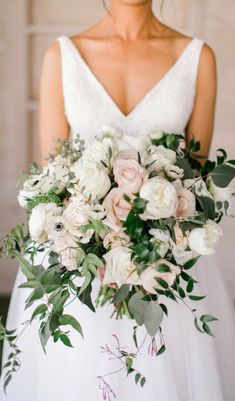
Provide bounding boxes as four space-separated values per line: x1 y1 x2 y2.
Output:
1 253 235 401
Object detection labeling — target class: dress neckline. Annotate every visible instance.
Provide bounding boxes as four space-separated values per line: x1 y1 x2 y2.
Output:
62 35 198 119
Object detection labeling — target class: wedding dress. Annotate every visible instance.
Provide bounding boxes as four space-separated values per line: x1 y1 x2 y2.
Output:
1 35 235 401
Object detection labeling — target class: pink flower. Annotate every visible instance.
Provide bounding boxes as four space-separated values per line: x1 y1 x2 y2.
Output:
113 158 147 193
173 180 196 218
102 188 132 230
140 259 180 294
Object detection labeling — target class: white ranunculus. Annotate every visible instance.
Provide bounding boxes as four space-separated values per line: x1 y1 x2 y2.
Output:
145 145 176 170
140 259 181 293
208 179 233 203
103 246 141 287
184 178 213 199
149 228 170 258
62 198 94 244
139 177 178 220
28 202 61 243
188 220 223 256
70 159 111 200
148 127 164 141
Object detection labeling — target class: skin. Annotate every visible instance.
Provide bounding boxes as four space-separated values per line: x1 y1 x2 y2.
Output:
39 0 217 164
39 0 217 282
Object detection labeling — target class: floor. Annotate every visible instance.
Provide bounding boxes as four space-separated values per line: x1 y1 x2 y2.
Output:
0 297 10 373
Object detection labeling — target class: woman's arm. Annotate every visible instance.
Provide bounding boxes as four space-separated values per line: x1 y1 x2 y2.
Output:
185 44 217 162
39 41 69 165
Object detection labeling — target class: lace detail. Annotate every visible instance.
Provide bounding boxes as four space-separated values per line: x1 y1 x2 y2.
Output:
56 35 205 143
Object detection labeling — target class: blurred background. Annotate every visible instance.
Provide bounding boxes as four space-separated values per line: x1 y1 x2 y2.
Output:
0 0 234 363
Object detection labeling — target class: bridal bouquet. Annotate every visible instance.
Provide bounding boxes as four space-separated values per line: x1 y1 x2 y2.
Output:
1 125 235 395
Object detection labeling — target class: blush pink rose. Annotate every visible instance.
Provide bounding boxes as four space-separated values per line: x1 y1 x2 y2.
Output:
102 188 132 230
113 158 147 193
140 259 180 293
175 187 196 218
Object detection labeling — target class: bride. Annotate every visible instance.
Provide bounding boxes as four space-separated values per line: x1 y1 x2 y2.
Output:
1 1 235 400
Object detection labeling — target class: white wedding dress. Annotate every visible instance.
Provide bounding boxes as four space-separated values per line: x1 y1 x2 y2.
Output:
1 35 235 401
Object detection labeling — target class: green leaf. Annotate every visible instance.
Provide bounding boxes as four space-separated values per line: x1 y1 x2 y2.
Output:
154 277 169 289
53 290 70 313
15 254 34 280
135 373 141 384
159 303 168 316
175 158 194 179
202 322 215 337
197 196 216 220
133 198 148 214
184 257 200 270
189 295 206 301
140 377 146 387
128 292 147 325
59 314 83 338
60 334 73 347
156 344 166 356
112 284 130 304
87 253 103 268
78 271 92 296
143 301 164 337
18 280 38 289
40 319 52 350
211 164 235 188
200 314 218 323
186 278 194 293
155 263 171 273
31 304 47 322
194 318 204 333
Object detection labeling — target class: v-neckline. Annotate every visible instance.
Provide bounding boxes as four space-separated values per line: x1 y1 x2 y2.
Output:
64 35 197 119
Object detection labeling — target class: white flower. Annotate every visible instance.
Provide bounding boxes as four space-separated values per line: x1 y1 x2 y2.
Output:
140 259 180 293
145 145 176 170
97 124 123 141
69 159 111 200
28 202 61 243
164 164 184 179
173 180 196 218
148 127 164 141
43 155 70 190
59 248 83 271
188 220 223 255
208 179 234 203
103 246 141 287
81 141 110 166
149 228 170 258
113 158 147 193
117 134 151 154
184 178 213 199
85 203 106 221
18 174 54 207
139 177 178 220
172 247 197 266
62 198 94 244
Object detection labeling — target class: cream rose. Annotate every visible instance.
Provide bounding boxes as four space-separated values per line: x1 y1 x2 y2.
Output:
148 127 164 141
164 164 184 179
113 158 147 193
188 220 223 255
103 246 141 287
139 177 178 220
102 188 132 230
103 230 131 250
140 259 180 293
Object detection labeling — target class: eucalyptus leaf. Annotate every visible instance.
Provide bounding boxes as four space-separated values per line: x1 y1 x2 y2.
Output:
143 301 164 336
128 292 147 325
211 164 235 188
112 284 130 304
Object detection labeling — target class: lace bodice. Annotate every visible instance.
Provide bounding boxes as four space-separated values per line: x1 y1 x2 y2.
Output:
56 35 205 143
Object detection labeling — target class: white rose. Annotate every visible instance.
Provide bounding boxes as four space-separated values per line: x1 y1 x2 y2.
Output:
208 179 233 202
113 158 147 193
103 246 141 287
70 159 111 200
139 177 178 220
145 145 176 170
149 228 170 258
62 198 94 244
148 127 164 141
188 220 223 255
140 259 180 293
81 141 110 166
28 202 61 243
